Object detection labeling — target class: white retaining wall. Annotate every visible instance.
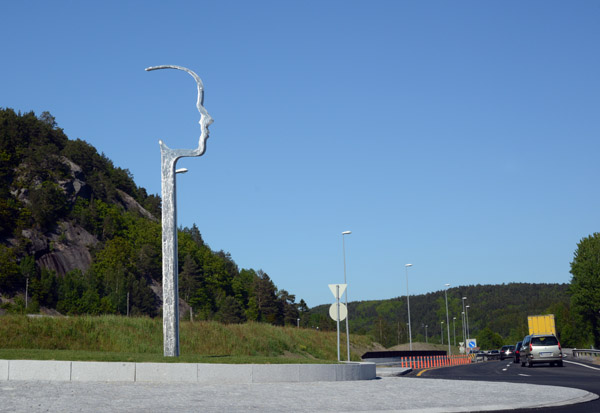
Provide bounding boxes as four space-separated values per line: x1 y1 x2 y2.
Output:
0 360 376 383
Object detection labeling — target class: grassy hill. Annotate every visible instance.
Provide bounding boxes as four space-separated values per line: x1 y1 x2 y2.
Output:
0 314 383 363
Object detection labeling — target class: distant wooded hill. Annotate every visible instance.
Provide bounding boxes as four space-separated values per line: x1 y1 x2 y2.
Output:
0 108 306 325
308 283 572 348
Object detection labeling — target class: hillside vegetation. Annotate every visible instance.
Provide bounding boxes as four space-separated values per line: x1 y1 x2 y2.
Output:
311 283 575 348
0 315 381 363
0 108 306 325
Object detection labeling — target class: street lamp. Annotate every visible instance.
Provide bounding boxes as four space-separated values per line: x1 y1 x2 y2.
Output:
461 311 465 352
462 296 467 347
444 284 451 355
425 324 428 343
441 321 444 345
453 317 457 346
405 264 413 351
342 230 351 361
466 305 471 343
147 65 213 357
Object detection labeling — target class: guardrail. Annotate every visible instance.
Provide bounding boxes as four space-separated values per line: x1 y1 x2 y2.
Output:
572 349 600 359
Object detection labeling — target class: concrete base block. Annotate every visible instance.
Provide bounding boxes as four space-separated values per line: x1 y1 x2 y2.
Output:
0 360 8 381
337 363 359 381
298 364 336 382
197 363 253 384
136 363 197 383
9 360 71 381
359 362 376 380
71 361 135 382
335 362 376 381
252 364 300 383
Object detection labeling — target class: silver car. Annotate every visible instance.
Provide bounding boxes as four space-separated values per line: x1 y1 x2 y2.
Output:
520 334 563 367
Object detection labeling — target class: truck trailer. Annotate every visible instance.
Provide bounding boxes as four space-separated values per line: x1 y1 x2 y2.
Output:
527 314 556 336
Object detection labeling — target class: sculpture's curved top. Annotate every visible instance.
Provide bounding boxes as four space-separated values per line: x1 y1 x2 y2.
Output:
146 65 213 157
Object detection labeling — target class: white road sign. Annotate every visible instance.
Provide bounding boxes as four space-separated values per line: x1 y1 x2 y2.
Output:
329 302 348 321
328 284 347 299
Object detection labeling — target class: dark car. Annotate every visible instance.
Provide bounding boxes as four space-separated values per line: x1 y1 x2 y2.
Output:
514 341 523 363
500 345 515 360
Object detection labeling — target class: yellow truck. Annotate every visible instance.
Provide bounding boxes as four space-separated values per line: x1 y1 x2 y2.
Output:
527 314 556 336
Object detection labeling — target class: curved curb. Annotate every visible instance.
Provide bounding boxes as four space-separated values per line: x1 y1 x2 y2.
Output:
528 390 599 409
0 359 376 384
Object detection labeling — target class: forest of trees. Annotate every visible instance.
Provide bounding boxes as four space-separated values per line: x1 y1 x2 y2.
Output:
0 108 306 326
309 283 582 348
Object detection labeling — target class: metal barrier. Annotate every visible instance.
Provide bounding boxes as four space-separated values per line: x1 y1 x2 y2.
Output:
572 349 600 360
362 353 471 369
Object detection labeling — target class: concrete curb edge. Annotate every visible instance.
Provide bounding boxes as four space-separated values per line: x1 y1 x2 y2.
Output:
1 359 376 384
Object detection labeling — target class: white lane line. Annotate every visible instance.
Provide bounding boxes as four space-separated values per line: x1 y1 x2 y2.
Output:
518 374 531 377
565 360 600 371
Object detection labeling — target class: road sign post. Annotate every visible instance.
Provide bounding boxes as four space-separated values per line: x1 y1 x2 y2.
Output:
328 284 347 361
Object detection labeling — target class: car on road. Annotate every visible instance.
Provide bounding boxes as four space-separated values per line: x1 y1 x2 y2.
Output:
500 345 515 360
520 334 563 367
513 341 522 363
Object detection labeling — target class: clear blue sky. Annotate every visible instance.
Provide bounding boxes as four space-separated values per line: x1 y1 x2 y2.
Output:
2 1 599 308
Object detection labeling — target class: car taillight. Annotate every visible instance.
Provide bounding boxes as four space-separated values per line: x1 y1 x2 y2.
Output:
558 341 561 350
529 343 532 351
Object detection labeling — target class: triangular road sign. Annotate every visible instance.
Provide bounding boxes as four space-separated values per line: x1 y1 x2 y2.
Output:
328 284 347 299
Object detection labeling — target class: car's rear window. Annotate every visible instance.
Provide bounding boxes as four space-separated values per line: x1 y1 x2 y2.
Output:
531 336 558 346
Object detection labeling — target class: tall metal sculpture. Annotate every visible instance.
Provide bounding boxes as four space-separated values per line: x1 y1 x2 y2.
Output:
146 65 213 357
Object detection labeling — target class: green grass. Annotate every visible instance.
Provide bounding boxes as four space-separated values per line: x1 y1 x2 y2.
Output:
0 315 378 363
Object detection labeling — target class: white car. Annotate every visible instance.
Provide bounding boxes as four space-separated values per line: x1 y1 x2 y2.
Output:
520 334 563 367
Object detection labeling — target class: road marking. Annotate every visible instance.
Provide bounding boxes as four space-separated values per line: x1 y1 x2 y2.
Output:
416 369 430 377
518 374 531 377
502 368 507 371
565 360 600 371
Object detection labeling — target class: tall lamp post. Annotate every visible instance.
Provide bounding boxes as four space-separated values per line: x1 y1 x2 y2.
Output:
462 296 467 346
146 65 213 357
465 305 471 343
441 321 444 345
342 230 351 361
405 264 413 351
453 317 457 346
461 311 465 351
444 284 451 355
425 324 428 343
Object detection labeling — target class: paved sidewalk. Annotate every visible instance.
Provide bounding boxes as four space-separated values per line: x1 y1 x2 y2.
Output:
0 376 595 412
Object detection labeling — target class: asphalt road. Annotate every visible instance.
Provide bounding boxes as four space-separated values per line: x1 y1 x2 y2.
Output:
414 358 600 413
